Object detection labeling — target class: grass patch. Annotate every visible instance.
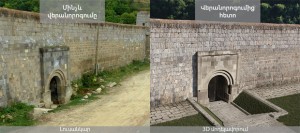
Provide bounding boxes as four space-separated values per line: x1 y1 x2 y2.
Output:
49 94 99 113
98 59 150 84
72 59 150 94
268 93 300 126
233 92 276 114
199 104 223 126
0 103 35 126
152 114 212 126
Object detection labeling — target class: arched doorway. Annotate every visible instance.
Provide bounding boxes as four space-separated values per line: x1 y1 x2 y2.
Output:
208 75 230 102
43 69 68 108
196 51 238 105
50 76 60 104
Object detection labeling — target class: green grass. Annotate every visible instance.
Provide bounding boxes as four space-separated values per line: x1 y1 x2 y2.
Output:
152 114 212 126
268 93 300 126
0 103 35 126
0 59 149 126
55 59 150 112
233 92 276 114
199 104 223 126
98 59 150 84
49 94 99 113
72 59 150 94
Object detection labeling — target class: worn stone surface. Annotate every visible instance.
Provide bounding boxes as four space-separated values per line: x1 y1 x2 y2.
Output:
0 62 8 107
107 82 117 88
150 101 198 125
136 11 150 27
249 83 300 99
150 19 300 106
30 108 53 120
207 101 284 127
187 98 221 126
50 104 58 109
40 46 71 108
197 51 238 105
95 88 102 94
0 8 149 107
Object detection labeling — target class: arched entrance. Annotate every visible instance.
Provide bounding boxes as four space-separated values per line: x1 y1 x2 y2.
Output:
208 75 230 102
197 51 238 105
43 69 68 108
40 46 72 108
50 76 60 104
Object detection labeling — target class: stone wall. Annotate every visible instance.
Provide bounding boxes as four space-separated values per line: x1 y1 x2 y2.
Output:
0 8 148 106
136 11 150 27
150 19 300 106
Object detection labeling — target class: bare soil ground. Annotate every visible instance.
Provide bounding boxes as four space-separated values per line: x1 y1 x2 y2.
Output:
39 70 150 126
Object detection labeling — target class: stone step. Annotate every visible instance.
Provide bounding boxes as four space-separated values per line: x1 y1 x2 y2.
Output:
207 101 249 125
225 112 285 127
206 101 284 127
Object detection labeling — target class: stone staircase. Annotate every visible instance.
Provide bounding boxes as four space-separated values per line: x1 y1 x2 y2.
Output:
188 99 297 133
207 101 284 127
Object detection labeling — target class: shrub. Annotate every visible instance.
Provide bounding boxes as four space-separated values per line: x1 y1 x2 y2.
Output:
81 72 98 87
0 102 35 126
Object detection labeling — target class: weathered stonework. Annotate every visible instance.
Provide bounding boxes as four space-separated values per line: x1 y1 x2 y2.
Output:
0 8 149 107
197 51 238 105
0 62 8 107
150 19 300 107
40 46 71 108
136 11 150 27
150 100 198 125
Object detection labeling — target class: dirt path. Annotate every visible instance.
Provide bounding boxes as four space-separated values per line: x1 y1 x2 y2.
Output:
39 70 150 126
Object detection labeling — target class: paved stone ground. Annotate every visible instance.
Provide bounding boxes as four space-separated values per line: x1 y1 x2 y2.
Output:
249 83 300 99
150 101 198 125
207 101 284 127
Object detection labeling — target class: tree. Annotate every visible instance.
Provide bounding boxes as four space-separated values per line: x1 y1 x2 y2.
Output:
150 0 300 24
150 0 194 20
261 1 300 24
275 16 284 23
0 0 150 25
105 0 148 24
1 0 39 12
273 4 286 15
121 12 137 24
261 3 271 22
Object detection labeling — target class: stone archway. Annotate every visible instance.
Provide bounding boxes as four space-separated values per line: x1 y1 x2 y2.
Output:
40 46 71 108
197 51 238 105
43 70 67 108
208 75 229 102
198 69 236 105
50 76 60 104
